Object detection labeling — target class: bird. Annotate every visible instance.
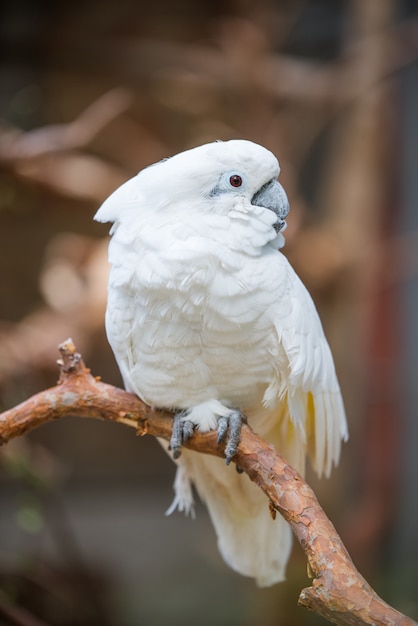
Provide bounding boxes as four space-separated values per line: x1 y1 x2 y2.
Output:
94 139 348 587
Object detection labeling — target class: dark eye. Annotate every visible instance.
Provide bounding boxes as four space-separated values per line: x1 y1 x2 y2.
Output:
229 174 242 188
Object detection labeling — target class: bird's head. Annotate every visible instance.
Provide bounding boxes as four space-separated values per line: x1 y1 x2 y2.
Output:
197 140 289 233
95 139 290 250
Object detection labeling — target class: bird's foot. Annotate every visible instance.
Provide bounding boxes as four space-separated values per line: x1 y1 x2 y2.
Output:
169 403 245 465
217 409 246 465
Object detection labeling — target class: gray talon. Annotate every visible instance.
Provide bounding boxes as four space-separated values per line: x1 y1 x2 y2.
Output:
170 411 194 459
182 419 194 443
170 413 184 459
217 410 245 465
217 416 229 443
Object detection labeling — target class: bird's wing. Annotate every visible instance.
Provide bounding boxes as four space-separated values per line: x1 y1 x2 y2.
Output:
266 259 348 478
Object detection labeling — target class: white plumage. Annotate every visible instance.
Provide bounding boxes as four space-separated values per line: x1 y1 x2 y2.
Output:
95 139 348 586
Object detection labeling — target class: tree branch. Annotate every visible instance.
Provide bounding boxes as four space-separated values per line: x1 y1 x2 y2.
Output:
0 340 416 626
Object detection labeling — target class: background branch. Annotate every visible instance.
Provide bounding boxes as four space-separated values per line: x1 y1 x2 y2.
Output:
0 88 133 163
0 340 416 626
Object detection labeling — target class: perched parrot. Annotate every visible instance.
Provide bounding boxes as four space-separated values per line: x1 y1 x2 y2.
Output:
94 139 348 586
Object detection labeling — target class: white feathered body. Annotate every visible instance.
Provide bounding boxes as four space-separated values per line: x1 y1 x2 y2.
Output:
96 140 347 586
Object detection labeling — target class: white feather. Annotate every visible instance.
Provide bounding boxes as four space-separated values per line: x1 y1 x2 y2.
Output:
95 139 348 586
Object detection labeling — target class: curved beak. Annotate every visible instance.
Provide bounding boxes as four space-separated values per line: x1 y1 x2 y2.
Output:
251 180 289 232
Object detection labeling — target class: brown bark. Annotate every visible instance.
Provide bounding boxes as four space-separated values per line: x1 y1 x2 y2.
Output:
0 340 416 626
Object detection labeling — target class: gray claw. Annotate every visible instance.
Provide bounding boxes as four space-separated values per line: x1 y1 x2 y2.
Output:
170 411 194 459
217 410 245 465
217 416 229 443
170 413 183 459
182 419 194 443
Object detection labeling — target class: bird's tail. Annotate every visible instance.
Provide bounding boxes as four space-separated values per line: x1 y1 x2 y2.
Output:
169 447 293 587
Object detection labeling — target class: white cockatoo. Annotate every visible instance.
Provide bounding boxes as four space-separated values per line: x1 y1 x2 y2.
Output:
94 139 348 587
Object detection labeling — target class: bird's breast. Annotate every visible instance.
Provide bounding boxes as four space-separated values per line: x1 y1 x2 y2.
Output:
106 235 286 412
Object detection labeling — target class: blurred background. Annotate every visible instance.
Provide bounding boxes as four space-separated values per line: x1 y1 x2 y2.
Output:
0 0 417 624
